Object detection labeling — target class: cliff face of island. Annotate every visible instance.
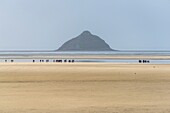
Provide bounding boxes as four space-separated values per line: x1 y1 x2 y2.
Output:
57 31 114 51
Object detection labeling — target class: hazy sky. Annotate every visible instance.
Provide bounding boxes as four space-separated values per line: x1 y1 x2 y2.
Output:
0 0 170 50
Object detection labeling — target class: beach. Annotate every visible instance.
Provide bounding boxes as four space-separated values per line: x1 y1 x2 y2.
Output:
0 63 170 113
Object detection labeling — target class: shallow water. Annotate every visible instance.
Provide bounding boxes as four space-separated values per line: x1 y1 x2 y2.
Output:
0 51 170 64
1 51 170 56
0 59 170 64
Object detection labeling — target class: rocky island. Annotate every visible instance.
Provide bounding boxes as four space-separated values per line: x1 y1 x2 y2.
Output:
57 31 114 51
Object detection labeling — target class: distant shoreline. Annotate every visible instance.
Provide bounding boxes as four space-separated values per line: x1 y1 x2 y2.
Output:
1 50 170 52
0 51 170 64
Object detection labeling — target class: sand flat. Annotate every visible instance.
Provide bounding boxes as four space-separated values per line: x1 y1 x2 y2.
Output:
0 63 170 113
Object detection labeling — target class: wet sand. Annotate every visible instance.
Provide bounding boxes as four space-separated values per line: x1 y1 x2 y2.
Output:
0 63 170 113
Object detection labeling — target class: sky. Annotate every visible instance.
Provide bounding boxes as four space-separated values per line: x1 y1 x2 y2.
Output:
0 0 170 50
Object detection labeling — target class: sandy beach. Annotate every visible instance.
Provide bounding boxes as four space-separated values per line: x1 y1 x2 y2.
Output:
0 63 170 113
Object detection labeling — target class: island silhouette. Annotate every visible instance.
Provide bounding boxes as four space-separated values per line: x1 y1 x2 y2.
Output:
57 31 114 51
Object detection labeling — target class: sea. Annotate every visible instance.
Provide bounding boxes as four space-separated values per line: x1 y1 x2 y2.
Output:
0 51 170 64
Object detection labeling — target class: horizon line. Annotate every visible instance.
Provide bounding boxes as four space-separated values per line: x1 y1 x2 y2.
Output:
0 50 170 52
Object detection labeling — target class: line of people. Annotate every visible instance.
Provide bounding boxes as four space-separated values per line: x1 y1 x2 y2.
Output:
36 59 75 63
3 59 75 63
139 60 150 63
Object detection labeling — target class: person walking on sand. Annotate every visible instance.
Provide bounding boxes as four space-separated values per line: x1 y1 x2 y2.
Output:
72 60 75 63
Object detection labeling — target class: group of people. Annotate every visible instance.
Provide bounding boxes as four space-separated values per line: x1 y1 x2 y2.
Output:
35 59 75 63
139 60 150 63
4 59 75 63
5 60 14 62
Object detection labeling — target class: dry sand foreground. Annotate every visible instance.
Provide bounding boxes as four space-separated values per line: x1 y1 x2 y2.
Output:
0 63 170 113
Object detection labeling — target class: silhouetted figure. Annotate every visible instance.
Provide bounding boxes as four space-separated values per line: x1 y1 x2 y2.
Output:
33 60 35 63
139 60 142 63
11 60 14 62
5 60 7 62
68 60 71 63
53 60 56 62
72 60 75 63
64 60 67 63
143 60 146 63
46 60 49 62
